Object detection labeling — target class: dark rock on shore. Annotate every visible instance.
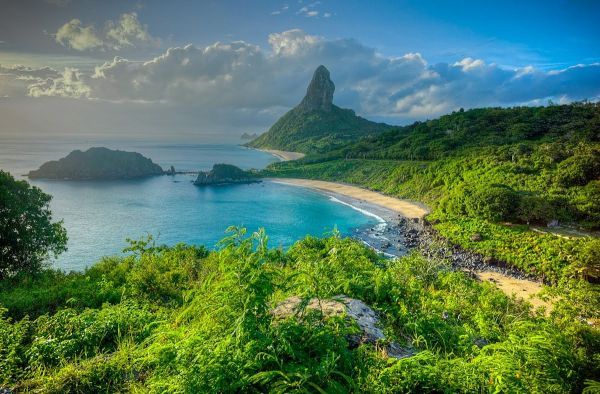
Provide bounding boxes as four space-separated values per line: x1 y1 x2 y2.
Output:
194 163 259 186
28 147 165 180
395 217 537 282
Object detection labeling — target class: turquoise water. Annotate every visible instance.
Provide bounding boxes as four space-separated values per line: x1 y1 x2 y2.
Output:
0 136 378 271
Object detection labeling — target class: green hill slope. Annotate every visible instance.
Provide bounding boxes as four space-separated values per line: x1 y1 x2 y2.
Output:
264 103 600 282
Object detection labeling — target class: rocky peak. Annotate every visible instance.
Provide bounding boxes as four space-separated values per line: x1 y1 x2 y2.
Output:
298 65 335 112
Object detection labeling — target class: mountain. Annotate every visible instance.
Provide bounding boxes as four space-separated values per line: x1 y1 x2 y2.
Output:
28 147 165 180
247 65 392 154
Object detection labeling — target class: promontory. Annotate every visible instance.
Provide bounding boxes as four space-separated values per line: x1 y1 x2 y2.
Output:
27 147 165 180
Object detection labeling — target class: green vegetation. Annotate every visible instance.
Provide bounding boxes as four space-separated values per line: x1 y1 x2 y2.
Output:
264 103 600 283
0 171 67 279
1 229 598 392
247 105 392 153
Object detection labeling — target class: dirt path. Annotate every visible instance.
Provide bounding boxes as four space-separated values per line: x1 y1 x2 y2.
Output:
475 271 552 312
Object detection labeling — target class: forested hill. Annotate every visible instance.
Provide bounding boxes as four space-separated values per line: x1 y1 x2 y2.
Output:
265 103 600 282
247 65 392 153
323 103 600 161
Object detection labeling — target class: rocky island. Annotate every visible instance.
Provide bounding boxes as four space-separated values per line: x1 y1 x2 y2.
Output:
194 163 259 186
27 147 165 180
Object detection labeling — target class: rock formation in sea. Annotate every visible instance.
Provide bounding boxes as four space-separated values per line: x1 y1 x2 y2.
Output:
194 163 259 186
27 147 165 180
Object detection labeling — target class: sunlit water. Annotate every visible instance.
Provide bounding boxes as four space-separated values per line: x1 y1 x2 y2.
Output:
0 135 378 271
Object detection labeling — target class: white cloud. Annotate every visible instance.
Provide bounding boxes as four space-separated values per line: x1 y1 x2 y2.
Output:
296 2 330 18
105 12 151 50
28 68 91 98
9 29 600 123
55 19 104 51
54 12 154 51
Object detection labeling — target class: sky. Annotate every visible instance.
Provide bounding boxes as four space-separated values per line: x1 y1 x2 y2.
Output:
0 0 599 140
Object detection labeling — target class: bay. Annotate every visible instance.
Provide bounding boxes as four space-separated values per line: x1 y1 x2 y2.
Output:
0 135 378 271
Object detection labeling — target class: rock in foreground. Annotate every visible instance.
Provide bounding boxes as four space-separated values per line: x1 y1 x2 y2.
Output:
194 164 259 186
28 147 165 180
272 295 415 359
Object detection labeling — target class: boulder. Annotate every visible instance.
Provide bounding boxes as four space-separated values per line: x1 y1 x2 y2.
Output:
272 295 414 359
470 233 483 242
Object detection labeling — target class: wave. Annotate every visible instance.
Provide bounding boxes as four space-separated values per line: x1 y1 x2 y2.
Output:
328 196 386 223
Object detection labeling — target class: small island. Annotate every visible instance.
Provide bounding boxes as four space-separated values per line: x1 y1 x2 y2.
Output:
28 147 165 180
194 164 259 186
240 132 259 140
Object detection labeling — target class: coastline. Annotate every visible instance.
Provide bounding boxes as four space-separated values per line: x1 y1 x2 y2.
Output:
269 178 429 219
267 177 551 310
256 149 306 161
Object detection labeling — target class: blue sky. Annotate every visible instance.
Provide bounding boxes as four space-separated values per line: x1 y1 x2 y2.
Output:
0 0 598 138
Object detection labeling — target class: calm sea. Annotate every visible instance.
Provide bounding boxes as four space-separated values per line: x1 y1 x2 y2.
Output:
0 135 378 271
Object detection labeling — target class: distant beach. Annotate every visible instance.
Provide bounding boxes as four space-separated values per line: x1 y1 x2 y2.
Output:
256 149 306 161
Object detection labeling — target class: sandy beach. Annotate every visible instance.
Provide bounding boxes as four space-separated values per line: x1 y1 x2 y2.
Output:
259 149 306 161
270 178 429 219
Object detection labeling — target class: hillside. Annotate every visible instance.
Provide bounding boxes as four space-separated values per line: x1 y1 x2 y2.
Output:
322 103 600 161
264 103 600 282
1 230 598 392
28 147 165 180
247 65 392 153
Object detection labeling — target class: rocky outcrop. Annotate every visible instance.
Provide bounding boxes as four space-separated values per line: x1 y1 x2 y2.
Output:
27 147 165 180
272 295 414 359
246 65 392 153
297 65 335 112
194 163 259 186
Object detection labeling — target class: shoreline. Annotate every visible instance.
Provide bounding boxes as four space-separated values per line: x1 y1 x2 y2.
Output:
269 178 429 219
266 177 551 311
256 148 306 161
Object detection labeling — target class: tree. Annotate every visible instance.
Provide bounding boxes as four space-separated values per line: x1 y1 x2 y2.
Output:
0 171 67 278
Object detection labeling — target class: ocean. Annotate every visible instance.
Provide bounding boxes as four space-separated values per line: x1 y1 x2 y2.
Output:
0 135 379 271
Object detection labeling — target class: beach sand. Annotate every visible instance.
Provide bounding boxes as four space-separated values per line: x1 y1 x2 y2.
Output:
260 149 306 161
270 178 429 219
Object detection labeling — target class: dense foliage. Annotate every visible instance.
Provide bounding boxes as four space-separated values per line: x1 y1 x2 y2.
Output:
247 105 392 153
264 104 600 283
321 103 599 160
0 171 67 279
1 229 598 392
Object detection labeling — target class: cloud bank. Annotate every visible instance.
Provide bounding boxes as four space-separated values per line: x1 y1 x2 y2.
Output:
54 12 154 51
3 29 600 124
